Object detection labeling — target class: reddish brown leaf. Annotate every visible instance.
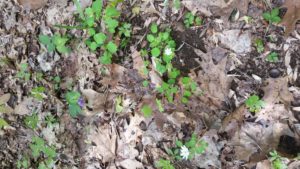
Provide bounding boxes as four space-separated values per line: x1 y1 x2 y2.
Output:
281 0 300 36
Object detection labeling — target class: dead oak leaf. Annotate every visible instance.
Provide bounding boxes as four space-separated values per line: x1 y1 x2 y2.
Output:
17 0 47 10
281 0 300 36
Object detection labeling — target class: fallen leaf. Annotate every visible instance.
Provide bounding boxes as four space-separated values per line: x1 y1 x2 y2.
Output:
17 0 47 10
182 0 249 18
280 0 300 36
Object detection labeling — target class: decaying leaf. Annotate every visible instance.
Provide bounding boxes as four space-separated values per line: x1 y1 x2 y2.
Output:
280 0 300 36
17 0 47 10
0 94 13 114
196 48 232 109
182 0 249 18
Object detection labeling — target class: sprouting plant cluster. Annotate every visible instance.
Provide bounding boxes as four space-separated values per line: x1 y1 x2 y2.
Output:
245 94 265 113
17 136 57 169
39 34 70 54
156 134 208 169
269 150 287 169
184 12 202 28
65 91 83 117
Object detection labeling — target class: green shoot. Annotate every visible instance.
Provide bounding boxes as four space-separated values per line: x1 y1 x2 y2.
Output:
263 8 281 24
155 159 175 169
65 91 82 117
266 52 279 62
141 105 152 118
184 12 202 28
30 86 46 101
17 63 31 81
0 118 9 129
254 39 264 53
245 95 265 113
39 34 70 54
24 113 38 130
269 150 287 169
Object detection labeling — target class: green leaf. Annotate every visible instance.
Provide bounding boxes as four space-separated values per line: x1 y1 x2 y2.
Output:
39 35 51 45
99 51 112 64
43 146 56 158
105 18 119 33
94 33 107 45
65 91 80 104
88 28 96 36
262 13 271 21
150 23 158 33
141 105 152 118
147 34 155 42
105 7 120 18
24 114 38 130
106 41 118 53
0 118 8 129
92 0 103 20
176 140 183 147
182 77 190 85
89 41 98 51
183 90 192 97
73 0 85 19
69 104 81 117
271 16 281 23
151 48 161 57
181 97 188 104
271 8 279 17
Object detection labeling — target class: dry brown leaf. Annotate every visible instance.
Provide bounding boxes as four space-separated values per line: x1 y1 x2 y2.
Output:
182 0 249 18
0 93 13 114
262 77 293 105
17 0 47 10
131 47 147 78
196 48 232 109
281 0 300 36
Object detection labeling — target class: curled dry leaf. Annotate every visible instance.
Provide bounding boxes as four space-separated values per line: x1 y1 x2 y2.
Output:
280 0 300 36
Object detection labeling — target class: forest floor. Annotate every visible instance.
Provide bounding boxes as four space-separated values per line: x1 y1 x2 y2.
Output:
1 0 300 169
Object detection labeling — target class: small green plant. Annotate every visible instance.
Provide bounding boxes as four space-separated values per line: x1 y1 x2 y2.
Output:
30 136 56 169
269 150 287 169
53 76 61 90
65 91 82 117
245 95 265 113
167 133 208 160
24 113 39 130
17 63 31 81
115 96 123 113
184 12 202 28
254 39 264 53
157 82 178 103
263 8 281 24
31 86 46 101
181 77 197 104
17 156 30 169
0 118 9 129
39 34 70 54
266 52 279 62
155 159 175 169
141 105 152 118
173 0 181 10
45 114 57 127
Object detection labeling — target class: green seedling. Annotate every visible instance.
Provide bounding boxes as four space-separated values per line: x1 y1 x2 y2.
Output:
266 52 279 62
39 34 70 54
30 136 56 169
245 95 265 113
184 12 202 28
24 113 38 130
141 105 152 118
31 86 46 101
17 156 30 169
53 76 61 90
155 159 175 169
269 150 287 169
173 0 181 10
45 114 57 127
156 99 164 112
181 77 197 104
263 8 281 24
254 39 264 53
66 91 82 117
157 82 178 103
17 63 31 81
167 133 208 160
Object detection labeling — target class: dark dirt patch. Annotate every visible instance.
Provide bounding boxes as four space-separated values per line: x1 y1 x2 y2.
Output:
171 27 206 74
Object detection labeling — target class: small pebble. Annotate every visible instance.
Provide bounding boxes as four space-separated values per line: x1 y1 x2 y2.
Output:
269 68 280 78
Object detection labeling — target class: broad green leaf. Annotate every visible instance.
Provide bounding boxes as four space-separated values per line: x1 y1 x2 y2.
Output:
39 35 51 45
94 33 107 45
66 91 80 104
105 7 120 18
262 13 271 21
69 104 81 117
99 51 112 64
151 48 160 57
105 18 119 33
271 8 279 17
106 41 118 53
92 0 103 20
89 42 98 51
141 105 152 118
147 34 155 42
150 23 158 33
175 140 183 147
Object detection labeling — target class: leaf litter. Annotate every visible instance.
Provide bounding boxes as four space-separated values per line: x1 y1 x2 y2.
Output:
1 0 300 168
